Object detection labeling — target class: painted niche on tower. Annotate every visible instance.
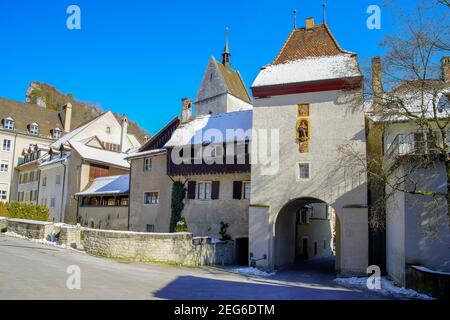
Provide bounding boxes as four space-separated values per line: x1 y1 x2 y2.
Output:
296 104 310 153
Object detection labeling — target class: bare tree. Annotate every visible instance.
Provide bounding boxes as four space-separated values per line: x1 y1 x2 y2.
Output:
345 1 450 230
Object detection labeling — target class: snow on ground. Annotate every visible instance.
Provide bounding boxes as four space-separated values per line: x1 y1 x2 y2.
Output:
1 231 85 253
334 276 434 300
231 267 276 277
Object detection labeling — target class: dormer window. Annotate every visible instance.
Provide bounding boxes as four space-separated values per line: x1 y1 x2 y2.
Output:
3 117 14 130
52 128 62 139
29 123 39 135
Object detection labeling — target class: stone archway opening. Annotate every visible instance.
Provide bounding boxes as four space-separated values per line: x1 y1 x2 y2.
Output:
274 197 339 272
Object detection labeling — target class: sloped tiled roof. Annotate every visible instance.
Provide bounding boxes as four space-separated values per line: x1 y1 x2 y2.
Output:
0 97 63 140
272 24 353 65
215 58 252 104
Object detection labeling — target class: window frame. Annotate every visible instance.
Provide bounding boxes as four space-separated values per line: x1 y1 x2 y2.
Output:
144 191 159 205
52 128 61 139
243 181 251 200
0 189 7 201
29 124 39 136
2 139 11 152
297 162 311 181
143 157 152 172
197 181 212 200
0 161 9 173
4 119 14 130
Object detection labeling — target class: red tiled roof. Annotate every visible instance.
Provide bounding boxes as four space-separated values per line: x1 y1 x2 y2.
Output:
272 24 353 65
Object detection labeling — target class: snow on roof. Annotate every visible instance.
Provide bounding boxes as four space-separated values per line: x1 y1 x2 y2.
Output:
76 175 129 196
51 112 108 149
69 140 130 169
367 89 450 123
165 110 252 147
252 55 361 88
39 152 70 167
127 134 140 147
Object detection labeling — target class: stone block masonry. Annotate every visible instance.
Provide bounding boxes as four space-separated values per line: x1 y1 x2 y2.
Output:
81 228 235 266
0 217 7 232
7 219 54 240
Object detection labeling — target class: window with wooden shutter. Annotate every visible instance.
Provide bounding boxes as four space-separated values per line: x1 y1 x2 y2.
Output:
187 181 196 199
211 181 220 200
233 181 242 199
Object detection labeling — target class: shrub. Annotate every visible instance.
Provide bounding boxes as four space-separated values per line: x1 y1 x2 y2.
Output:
170 181 186 232
0 202 8 217
219 221 232 241
1 202 50 222
175 216 188 233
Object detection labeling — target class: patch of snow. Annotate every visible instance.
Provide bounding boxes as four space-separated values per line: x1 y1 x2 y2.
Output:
252 55 361 88
334 276 434 300
76 174 129 196
69 140 130 169
232 267 275 277
165 110 252 147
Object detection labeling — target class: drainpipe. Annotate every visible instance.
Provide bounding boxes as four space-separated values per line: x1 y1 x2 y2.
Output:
127 158 132 231
60 158 68 223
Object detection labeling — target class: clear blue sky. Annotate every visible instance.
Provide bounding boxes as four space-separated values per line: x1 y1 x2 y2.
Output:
0 0 429 134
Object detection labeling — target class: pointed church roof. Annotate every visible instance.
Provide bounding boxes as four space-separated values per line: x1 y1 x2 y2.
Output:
213 57 252 104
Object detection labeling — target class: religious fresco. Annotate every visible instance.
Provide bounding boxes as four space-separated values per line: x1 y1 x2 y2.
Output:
296 104 310 153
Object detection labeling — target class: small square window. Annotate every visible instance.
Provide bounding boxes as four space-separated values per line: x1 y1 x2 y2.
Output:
106 126 111 134
42 177 47 187
4 119 14 130
50 198 56 208
146 224 155 232
297 163 311 180
29 124 39 135
52 129 61 139
144 192 159 204
0 161 9 173
56 175 61 185
0 190 7 201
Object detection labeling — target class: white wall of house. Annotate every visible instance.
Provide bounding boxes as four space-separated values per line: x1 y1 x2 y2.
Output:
386 160 450 286
38 162 69 222
249 89 368 274
0 130 53 202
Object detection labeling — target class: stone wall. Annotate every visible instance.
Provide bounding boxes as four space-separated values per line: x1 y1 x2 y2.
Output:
7 218 54 240
59 224 82 249
0 217 7 232
81 228 235 266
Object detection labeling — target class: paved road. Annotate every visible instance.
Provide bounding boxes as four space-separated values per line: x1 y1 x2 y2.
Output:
0 235 387 300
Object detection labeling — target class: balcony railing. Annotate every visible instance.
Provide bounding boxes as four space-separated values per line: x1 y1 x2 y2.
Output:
384 133 439 168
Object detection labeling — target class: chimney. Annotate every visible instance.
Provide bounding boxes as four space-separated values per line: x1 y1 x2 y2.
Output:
441 56 450 83
371 56 383 111
62 102 72 133
120 114 128 153
181 98 192 123
305 17 315 30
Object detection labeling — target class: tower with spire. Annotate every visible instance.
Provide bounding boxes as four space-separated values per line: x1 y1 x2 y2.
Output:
222 28 231 68
194 29 252 116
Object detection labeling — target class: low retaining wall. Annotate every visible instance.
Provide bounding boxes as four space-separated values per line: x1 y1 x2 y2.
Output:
7 218 54 240
81 228 235 266
407 265 450 299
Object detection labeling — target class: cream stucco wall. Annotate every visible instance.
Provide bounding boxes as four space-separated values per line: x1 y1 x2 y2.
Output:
180 172 250 240
249 89 368 274
78 206 128 230
0 130 53 202
129 153 173 232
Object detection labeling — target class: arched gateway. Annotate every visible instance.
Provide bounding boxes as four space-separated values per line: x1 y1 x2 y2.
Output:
248 18 369 276
274 197 337 270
